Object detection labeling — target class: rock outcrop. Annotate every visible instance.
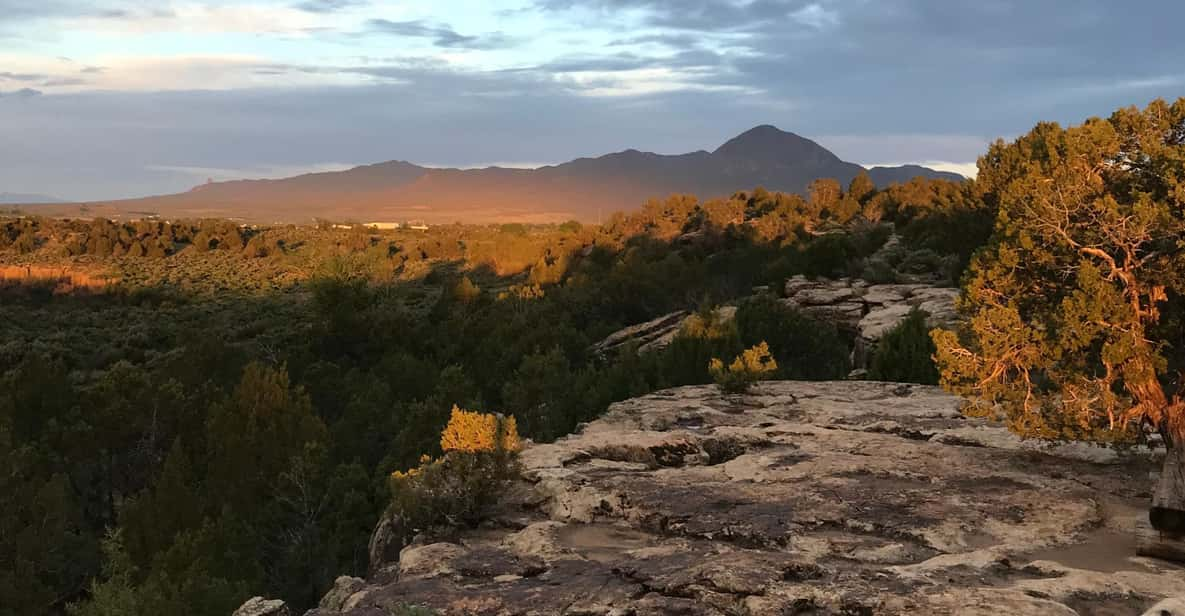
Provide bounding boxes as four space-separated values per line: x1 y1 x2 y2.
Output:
780 276 958 343
592 277 958 368
232 597 291 616
307 381 1181 615
592 307 737 356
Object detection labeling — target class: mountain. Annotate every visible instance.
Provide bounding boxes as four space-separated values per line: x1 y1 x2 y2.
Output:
866 164 963 186
73 127 965 223
0 192 66 204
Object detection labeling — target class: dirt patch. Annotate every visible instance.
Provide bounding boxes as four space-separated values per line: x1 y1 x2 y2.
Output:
1060 591 1156 616
554 524 658 563
1025 529 1164 573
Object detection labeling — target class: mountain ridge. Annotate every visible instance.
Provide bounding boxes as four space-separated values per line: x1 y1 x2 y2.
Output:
70 126 964 223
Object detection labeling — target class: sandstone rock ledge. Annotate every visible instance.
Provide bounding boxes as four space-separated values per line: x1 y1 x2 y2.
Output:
309 381 1182 616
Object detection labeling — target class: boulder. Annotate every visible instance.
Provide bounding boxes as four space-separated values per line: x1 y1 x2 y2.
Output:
318 576 366 611
859 303 914 340
231 597 290 616
591 310 687 356
592 306 737 356
398 542 468 577
367 513 408 576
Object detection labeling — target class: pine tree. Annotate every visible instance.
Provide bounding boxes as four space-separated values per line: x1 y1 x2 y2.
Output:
869 309 938 385
848 170 877 203
932 98 1185 534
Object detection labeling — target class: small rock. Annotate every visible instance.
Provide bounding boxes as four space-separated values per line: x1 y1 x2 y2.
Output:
399 542 467 577
502 521 570 561
232 597 290 616
318 576 366 611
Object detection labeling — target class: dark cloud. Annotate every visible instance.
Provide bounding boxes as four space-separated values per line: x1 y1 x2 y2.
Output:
0 88 42 98
365 19 518 50
530 48 723 73
0 71 47 82
3 70 90 89
608 32 702 48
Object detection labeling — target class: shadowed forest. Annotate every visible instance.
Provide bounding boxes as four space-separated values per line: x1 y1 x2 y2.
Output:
1 173 991 615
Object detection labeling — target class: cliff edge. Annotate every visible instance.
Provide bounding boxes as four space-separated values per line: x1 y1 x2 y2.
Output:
292 381 1181 614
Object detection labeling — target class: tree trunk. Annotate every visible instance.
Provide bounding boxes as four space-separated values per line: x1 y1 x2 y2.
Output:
1139 444 1185 563
1151 444 1185 533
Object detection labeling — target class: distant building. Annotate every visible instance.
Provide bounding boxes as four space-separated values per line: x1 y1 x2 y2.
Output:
365 222 402 230
408 220 430 231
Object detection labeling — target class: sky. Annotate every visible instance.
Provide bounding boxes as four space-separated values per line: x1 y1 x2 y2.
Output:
2 0 1184 201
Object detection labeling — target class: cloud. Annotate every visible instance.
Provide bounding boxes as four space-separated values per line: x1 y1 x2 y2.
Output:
41 77 89 87
53 3 318 36
0 88 42 98
919 161 980 179
146 162 358 182
4 0 1185 200
0 1 173 23
293 0 368 13
0 71 47 81
790 3 838 29
364 19 517 50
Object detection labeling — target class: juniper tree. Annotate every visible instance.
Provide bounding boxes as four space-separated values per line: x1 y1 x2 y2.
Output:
932 98 1185 533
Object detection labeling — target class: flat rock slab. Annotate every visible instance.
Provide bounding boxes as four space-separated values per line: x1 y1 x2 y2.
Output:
311 381 1182 616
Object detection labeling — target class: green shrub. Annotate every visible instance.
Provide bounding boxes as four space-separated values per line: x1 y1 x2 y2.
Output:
658 306 742 387
387 408 520 534
734 295 850 379
869 308 939 384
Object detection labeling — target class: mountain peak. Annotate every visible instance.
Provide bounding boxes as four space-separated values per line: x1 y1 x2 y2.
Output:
713 125 840 165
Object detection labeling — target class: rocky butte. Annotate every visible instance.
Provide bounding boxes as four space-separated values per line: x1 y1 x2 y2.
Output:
238 381 1184 615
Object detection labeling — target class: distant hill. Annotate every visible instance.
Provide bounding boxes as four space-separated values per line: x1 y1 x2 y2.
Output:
0 192 66 204
72 126 965 223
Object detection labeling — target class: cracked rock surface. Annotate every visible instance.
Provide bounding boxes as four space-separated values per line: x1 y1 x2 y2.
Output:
307 381 1182 615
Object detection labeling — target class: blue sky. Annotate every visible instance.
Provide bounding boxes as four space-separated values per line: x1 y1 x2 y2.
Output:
2 0 1184 200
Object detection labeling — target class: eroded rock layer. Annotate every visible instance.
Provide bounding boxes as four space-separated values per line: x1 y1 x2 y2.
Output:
591 277 958 366
308 381 1181 615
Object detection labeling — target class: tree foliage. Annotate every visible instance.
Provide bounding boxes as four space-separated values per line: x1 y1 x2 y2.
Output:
869 308 938 385
0 171 987 614
933 98 1185 443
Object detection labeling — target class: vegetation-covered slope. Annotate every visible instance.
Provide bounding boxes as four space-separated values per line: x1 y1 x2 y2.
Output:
0 172 985 616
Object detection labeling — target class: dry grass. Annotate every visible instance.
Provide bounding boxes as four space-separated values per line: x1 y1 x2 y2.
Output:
0 265 118 294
